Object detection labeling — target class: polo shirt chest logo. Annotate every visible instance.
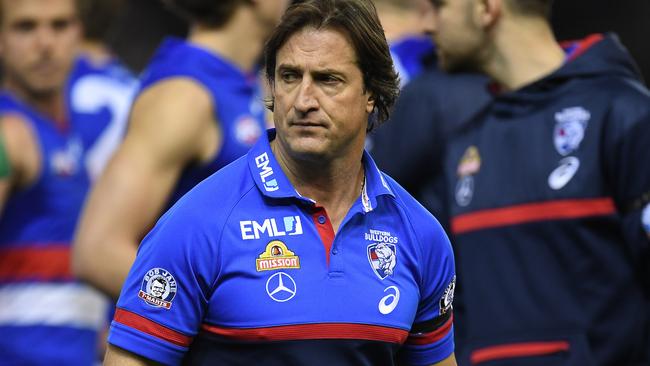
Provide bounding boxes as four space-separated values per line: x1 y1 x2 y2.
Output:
365 229 399 280
455 146 481 207
256 240 301 272
240 215 303 240
553 106 590 156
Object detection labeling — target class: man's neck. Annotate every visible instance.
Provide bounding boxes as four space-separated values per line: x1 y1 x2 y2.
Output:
271 141 365 232
483 16 565 91
188 8 267 73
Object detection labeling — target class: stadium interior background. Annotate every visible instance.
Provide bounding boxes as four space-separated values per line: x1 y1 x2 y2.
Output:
108 0 650 84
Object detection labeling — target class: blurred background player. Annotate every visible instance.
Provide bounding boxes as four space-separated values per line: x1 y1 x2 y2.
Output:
0 0 110 364
67 0 138 181
429 0 650 364
373 0 436 88
72 0 291 299
369 0 490 219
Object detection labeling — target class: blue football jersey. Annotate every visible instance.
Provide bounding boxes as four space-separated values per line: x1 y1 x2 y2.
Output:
67 54 138 180
109 129 456 366
138 38 267 207
0 92 108 365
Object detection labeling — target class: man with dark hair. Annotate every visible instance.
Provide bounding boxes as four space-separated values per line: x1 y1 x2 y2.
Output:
0 0 111 364
104 1 457 365
429 0 650 365
72 0 290 299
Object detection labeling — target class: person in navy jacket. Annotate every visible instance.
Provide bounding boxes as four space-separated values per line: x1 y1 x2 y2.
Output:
429 0 650 365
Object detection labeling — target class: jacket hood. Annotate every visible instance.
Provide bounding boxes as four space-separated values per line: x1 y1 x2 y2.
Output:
490 33 644 118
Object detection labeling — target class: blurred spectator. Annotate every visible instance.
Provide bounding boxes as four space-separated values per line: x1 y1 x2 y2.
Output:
0 0 110 364
73 0 290 299
370 55 490 219
374 0 436 87
429 0 650 365
68 0 139 181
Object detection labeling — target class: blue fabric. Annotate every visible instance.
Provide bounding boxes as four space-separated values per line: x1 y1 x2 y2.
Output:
138 38 267 207
110 129 456 365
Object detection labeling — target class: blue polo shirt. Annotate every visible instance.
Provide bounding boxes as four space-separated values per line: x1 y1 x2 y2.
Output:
109 129 456 366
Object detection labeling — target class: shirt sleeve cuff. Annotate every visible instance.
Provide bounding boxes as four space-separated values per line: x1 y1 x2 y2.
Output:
108 320 188 365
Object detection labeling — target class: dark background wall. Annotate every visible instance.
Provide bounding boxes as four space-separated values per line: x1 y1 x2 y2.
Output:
551 0 650 82
107 0 650 83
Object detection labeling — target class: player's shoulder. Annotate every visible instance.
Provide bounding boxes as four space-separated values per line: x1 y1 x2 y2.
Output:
381 173 447 239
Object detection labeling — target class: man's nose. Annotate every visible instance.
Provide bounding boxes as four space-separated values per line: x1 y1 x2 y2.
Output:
294 78 319 113
35 27 56 52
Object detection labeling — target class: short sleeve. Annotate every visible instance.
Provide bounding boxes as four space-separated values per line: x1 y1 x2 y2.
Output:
107 199 219 365
399 217 456 365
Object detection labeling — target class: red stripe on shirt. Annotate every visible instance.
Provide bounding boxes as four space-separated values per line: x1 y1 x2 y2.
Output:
0 244 72 281
451 198 616 235
312 206 335 266
201 322 409 344
406 314 453 345
471 341 570 365
113 308 192 347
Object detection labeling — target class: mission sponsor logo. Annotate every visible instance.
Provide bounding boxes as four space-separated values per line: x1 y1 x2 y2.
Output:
457 146 481 177
256 240 300 272
138 268 177 309
255 152 279 192
240 215 303 240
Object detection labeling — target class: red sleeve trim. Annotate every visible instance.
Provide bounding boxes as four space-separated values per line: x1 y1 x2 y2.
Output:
470 341 570 365
202 322 408 344
406 314 453 345
113 308 193 347
451 198 615 235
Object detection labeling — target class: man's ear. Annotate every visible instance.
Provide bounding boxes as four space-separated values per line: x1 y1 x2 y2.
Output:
366 95 376 114
475 0 502 28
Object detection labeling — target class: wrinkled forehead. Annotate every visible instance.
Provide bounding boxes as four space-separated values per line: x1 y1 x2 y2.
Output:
276 27 359 70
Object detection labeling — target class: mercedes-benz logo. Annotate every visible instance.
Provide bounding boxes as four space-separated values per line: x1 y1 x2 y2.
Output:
265 272 297 302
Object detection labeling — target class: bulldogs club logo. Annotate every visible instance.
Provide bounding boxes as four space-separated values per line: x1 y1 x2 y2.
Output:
367 242 397 280
138 268 177 309
553 106 590 156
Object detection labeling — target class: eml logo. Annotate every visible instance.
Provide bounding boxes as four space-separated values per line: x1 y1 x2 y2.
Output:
240 216 303 240
255 152 279 192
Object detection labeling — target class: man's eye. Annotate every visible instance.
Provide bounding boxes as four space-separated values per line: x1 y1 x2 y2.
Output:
321 75 340 85
281 72 298 82
12 20 37 32
52 19 72 32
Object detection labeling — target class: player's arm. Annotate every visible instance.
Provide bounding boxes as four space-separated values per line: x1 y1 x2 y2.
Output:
72 79 219 298
103 344 158 366
0 114 40 216
431 353 457 366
